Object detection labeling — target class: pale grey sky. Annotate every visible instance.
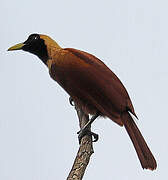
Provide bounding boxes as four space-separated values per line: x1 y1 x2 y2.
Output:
0 0 167 179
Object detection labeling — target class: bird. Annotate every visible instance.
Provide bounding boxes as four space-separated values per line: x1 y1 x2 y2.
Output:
8 33 157 170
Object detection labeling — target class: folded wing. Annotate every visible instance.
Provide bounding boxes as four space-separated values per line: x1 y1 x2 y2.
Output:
50 48 137 126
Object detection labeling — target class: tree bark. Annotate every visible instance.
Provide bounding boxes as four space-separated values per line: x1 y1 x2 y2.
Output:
66 103 94 180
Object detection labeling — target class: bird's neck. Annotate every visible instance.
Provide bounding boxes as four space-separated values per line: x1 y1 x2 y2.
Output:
39 39 62 66
46 43 62 60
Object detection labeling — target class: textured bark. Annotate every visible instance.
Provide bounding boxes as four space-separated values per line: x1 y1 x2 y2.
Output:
66 103 94 180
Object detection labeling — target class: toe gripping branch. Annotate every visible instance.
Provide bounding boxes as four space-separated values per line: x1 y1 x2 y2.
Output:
69 97 99 144
69 97 75 106
77 129 99 144
77 113 100 144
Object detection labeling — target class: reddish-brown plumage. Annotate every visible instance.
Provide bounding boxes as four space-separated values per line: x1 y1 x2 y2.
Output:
49 48 136 124
8 34 157 170
49 48 157 170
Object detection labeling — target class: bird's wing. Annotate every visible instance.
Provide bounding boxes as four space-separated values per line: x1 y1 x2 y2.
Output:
50 48 136 125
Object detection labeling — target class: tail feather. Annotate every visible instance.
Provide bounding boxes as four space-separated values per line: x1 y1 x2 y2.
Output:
121 112 157 170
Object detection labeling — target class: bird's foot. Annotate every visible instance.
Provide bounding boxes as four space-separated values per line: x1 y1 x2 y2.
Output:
69 97 74 106
77 128 99 144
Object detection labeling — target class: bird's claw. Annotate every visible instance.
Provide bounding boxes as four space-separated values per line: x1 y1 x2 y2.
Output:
77 129 99 144
69 97 74 106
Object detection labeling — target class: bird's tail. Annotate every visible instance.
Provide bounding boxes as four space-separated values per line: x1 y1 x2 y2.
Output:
121 112 157 170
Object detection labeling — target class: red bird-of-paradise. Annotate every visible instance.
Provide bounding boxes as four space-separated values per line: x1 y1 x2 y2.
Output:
8 34 157 170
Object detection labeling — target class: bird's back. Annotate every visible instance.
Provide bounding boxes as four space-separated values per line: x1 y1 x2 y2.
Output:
49 48 137 126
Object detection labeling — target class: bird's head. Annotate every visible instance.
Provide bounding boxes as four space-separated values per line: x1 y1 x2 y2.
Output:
8 33 61 64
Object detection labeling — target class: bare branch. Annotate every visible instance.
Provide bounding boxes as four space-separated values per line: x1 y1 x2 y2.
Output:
67 103 94 180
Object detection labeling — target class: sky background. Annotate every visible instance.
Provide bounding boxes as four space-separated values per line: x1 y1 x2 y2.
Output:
0 0 167 179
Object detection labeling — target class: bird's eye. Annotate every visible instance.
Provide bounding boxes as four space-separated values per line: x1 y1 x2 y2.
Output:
24 34 39 45
34 36 38 40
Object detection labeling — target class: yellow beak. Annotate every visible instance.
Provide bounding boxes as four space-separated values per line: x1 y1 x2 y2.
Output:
8 43 25 51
